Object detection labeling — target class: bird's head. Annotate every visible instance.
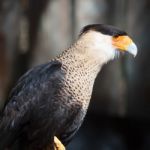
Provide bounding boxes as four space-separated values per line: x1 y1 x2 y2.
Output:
78 24 137 62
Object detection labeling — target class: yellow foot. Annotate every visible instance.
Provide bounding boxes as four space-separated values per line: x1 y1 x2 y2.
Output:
54 136 66 150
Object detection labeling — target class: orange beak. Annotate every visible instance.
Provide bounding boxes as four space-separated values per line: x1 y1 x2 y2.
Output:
112 36 137 57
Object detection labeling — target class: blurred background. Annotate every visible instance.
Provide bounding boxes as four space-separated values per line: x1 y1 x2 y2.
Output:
0 0 150 149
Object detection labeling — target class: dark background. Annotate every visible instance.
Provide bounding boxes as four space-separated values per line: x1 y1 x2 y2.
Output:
0 0 150 149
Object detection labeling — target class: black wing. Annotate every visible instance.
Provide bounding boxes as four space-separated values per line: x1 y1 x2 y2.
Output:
0 60 65 149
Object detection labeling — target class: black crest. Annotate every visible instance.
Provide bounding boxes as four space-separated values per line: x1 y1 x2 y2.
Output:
80 24 127 37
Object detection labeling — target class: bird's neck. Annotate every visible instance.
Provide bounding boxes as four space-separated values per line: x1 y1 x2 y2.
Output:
56 44 101 79
54 38 108 110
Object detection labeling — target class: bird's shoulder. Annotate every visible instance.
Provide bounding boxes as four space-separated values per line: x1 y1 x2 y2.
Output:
12 60 63 94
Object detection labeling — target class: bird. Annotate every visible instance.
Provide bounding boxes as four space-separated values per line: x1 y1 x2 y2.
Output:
0 24 137 150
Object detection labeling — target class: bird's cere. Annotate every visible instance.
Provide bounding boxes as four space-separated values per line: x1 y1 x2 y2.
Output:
127 42 137 57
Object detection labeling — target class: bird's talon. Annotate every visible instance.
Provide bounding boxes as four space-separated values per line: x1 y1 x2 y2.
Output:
54 136 65 150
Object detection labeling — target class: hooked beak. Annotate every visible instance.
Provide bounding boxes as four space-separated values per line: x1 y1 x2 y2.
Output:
112 35 138 57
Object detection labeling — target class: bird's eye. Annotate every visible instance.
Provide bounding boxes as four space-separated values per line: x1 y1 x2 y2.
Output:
113 35 120 38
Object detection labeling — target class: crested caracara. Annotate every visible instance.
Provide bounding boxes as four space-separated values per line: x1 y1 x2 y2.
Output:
0 24 137 150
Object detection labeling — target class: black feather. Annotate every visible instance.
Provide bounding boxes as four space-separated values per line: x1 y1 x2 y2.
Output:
80 24 127 37
0 60 66 150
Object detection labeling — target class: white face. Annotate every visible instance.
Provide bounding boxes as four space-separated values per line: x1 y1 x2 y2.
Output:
78 30 116 63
